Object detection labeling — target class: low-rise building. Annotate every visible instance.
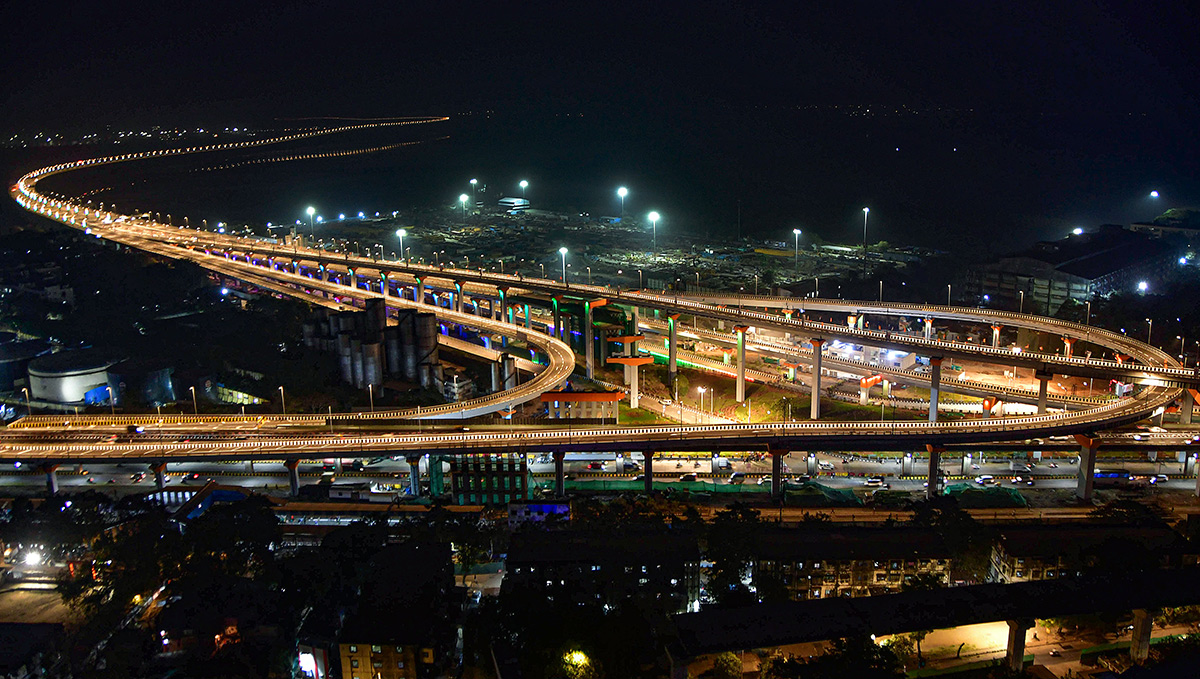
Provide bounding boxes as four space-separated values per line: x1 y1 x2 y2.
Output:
753 526 953 600
504 528 701 613
988 523 1198 584
449 453 528 505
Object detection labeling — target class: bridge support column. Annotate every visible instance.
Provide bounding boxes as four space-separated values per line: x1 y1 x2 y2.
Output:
810 339 824 419
667 315 680 393
859 383 869 406
380 274 388 297
769 448 786 499
1035 371 1052 414
151 463 167 491
1182 389 1195 425
926 445 944 499
1005 619 1032 673
1194 453 1200 498
1062 337 1074 358
928 357 943 423
497 287 508 324
735 326 749 403
991 325 1002 348
1131 608 1152 664
552 298 563 340
807 453 817 475
413 277 423 305
584 301 598 379
923 317 933 339
284 460 300 498
524 303 531 329
902 453 913 476
1075 434 1099 501
453 282 464 313
42 463 59 495
553 451 566 498
643 452 655 494
961 453 973 475
406 455 423 497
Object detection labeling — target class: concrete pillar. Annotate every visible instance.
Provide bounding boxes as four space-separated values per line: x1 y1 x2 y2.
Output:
552 299 562 339
923 318 933 339
453 282 464 313
585 302 596 379
42 463 59 495
859 383 869 406
497 287 508 323
406 455 422 497
928 357 943 423
284 460 300 497
491 362 502 393
643 451 655 494
902 453 914 476
1131 608 1152 664
1181 389 1195 425
926 445 943 499
1075 434 1099 501
810 339 824 419
991 325 1002 348
769 449 785 498
668 314 679 392
961 453 973 475
413 277 423 305
1005 619 1032 673
1194 453 1200 498
524 303 531 329
553 451 566 498
151 463 167 491
735 325 749 403
380 274 388 297
1062 337 1074 358
630 358 642 409
1036 371 1052 414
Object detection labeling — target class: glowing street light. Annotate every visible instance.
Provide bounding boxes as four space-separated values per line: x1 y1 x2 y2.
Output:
558 247 568 284
617 186 628 215
862 207 870 256
1150 190 1160 198
1072 227 1083 235
306 206 315 237
278 386 287 414
470 178 478 206
519 179 529 202
792 228 802 268
396 229 407 263
1138 280 1149 293
648 211 660 251
188 385 198 414
459 194 469 220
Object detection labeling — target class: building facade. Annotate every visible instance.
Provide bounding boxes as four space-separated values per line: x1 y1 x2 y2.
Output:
449 453 528 505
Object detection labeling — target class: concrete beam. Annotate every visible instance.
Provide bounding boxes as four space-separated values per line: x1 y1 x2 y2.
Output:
810 339 824 419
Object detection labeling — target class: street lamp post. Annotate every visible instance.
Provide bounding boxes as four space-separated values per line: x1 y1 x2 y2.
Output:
1019 290 1025 313
558 247 568 284
586 266 592 285
862 207 870 257
396 229 406 263
470 178 477 206
1146 318 1154 344
519 180 528 202
278 386 286 414
879 280 883 302
754 274 759 296
946 284 952 306
20 387 30 416
189 385 198 415
792 228 802 269
459 194 469 221
368 384 375 412
306 206 315 238
617 186 628 215
105 386 115 415
638 269 644 289
648 211 660 251
1085 300 1091 326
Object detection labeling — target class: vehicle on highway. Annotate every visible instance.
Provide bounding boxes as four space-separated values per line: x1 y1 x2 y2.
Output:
975 475 995 485
818 461 835 471
130 472 146 482
864 477 890 488
678 473 698 482
586 462 605 470
1010 476 1034 486
728 472 745 484
1094 469 1131 488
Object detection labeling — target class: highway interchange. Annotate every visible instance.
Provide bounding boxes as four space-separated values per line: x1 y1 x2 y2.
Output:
8 119 1200 500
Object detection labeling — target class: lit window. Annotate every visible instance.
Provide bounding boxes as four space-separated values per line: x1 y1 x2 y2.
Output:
371 645 382 653
351 660 359 668
349 646 357 653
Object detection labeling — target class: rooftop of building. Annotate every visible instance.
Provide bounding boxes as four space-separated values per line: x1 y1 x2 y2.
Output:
506 527 701 566
27 346 125 376
993 522 1191 558
754 525 952 562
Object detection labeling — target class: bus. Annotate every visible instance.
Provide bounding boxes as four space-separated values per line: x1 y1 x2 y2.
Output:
1093 469 1131 488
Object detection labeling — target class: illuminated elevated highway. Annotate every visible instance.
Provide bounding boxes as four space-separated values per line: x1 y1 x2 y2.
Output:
9 120 1197 500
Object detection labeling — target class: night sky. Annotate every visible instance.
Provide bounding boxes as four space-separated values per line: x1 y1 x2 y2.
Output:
4 0 1196 129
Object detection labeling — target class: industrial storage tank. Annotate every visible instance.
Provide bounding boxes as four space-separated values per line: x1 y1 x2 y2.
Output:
28 348 125 404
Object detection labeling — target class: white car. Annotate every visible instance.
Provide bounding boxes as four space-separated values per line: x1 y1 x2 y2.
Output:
975 475 995 485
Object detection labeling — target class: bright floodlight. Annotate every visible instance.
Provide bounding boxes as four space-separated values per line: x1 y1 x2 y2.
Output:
617 187 628 198
306 206 315 216
358 211 365 218
1180 257 1188 265
863 207 870 214
396 228 406 237
1150 190 1160 198
1138 281 1149 292
558 246 568 255
793 228 802 235
460 194 469 203
470 178 478 186
1072 227 1083 235
23 551 40 566
520 180 529 189
648 211 660 222
338 213 345 220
